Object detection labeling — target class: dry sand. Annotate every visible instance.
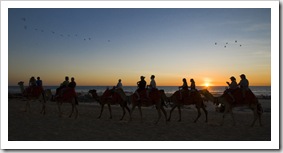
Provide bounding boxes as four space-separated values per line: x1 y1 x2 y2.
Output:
8 96 271 141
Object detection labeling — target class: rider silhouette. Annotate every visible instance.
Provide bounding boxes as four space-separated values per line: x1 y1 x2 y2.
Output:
238 74 249 99
179 78 188 100
68 77 78 105
135 76 146 101
36 77 42 87
147 75 157 98
55 76 69 97
114 79 126 101
189 78 196 96
226 76 238 102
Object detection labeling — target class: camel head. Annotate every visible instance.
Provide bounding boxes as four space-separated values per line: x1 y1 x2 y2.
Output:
88 89 100 102
199 89 214 102
18 81 25 93
18 81 24 86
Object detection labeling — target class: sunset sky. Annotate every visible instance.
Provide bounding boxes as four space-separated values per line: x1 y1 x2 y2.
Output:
8 6 271 86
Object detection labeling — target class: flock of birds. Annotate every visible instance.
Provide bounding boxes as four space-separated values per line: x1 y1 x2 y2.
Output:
21 17 111 43
21 17 242 47
214 40 242 48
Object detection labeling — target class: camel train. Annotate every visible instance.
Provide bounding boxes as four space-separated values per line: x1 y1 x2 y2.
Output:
18 81 78 118
16 78 264 127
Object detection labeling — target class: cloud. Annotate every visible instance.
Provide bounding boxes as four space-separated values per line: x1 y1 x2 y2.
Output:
244 23 270 32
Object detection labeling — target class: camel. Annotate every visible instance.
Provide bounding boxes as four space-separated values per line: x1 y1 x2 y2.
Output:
88 88 131 120
167 89 207 123
17 81 46 114
45 88 78 118
129 89 167 124
199 88 263 127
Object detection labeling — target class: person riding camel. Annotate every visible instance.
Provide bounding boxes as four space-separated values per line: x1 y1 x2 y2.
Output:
36 77 42 87
135 76 147 101
238 74 249 100
29 76 36 87
178 78 189 100
55 76 70 97
226 76 238 102
114 79 127 101
116 79 123 90
188 78 196 96
68 77 78 105
27 76 37 94
147 75 157 98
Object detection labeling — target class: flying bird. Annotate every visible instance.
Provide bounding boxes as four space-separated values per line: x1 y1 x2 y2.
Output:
21 17 26 22
215 42 217 45
235 40 237 43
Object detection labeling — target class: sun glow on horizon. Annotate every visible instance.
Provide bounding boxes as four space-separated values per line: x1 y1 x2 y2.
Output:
205 83 210 87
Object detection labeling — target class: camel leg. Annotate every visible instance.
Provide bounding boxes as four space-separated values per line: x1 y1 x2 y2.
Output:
120 105 126 120
41 93 46 115
97 104 105 119
177 105 182 122
40 101 46 115
129 104 137 122
160 106 167 123
125 104 131 119
258 112 263 127
201 105 208 123
74 105 78 119
167 104 177 121
69 103 74 118
138 105 143 123
230 107 236 126
155 106 162 124
25 101 30 112
221 104 230 126
57 102 62 117
250 106 259 127
108 104 112 119
194 107 201 123
257 104 263 126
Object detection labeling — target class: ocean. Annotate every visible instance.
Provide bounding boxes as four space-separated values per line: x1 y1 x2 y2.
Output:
8 85 271 97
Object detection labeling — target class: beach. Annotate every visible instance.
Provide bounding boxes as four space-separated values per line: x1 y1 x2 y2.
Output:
8 94 271 142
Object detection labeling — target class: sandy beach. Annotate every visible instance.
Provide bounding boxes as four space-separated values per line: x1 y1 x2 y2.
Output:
7 94 271 142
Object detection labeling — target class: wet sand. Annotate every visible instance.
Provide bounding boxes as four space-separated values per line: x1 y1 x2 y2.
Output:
8 95 271 142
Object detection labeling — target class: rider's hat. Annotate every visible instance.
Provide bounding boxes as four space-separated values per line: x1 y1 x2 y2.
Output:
140 76 145 79
240 74 246 78
230 76 236 80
